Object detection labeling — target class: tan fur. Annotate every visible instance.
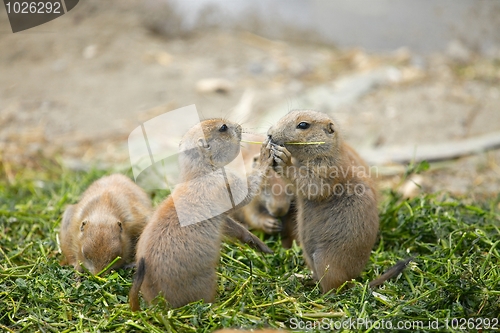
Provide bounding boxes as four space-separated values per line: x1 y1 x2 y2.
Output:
234 135 297 248
268 110 379 292
231 169 297 248
130 119 273 309
59 174 152 275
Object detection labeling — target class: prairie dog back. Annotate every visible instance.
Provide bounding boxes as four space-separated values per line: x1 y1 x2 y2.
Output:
59 174 152 275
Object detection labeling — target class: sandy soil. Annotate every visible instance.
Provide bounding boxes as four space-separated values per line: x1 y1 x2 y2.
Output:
1 0 499 200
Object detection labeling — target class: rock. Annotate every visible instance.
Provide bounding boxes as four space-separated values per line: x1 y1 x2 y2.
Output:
195 78 234 94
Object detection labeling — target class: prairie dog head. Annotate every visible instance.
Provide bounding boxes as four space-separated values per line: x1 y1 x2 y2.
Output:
179 119 242 174
267 110 341 160
78 214 124 275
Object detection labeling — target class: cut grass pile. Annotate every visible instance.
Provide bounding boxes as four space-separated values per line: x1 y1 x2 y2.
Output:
0 160 499 332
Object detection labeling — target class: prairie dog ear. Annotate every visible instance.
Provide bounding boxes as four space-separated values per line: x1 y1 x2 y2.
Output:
117 221 123 232
80 220 88 232
327 122 335 134
197 138 210 149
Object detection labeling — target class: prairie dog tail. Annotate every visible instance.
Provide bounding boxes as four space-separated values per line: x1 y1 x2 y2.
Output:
129 257 146 311
368 258 413 288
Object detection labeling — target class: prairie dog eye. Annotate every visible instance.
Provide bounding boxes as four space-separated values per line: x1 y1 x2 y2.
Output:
219 124 228 132
297 122 310 130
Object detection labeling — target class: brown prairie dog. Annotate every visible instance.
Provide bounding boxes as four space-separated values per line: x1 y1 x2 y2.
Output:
234 134 296 246
129 119 273 310
59 174 152 275
231 165 297 248
267 110 379 292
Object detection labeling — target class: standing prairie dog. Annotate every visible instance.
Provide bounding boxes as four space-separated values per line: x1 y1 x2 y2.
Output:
59 174 152 275
268 110 379 292
129 119 273 310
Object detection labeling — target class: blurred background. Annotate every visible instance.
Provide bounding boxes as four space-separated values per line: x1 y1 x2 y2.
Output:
1 0 500 199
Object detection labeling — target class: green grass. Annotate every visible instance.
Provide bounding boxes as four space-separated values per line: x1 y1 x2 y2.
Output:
0 160 499 333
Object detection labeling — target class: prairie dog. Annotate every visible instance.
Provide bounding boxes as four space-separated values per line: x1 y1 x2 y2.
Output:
232 143 296 247
129 119 273 310
59 174 152 275
268 110 379 292
231 163 297 247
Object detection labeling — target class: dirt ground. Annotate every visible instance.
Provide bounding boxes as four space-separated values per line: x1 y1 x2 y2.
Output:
1 0 499 201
